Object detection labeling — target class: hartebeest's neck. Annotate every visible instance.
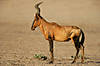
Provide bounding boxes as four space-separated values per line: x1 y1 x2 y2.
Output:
39 17 48 35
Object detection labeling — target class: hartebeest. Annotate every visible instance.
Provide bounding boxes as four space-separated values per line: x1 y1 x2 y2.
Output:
31 2 85 64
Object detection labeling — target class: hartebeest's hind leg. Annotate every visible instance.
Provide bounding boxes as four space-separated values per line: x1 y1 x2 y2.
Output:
71 37 80 64
48 35 54 64
80 44 84 63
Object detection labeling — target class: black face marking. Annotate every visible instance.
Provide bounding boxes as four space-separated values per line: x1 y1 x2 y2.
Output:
32 20 35 27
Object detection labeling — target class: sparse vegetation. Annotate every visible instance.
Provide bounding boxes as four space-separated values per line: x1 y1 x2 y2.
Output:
34 54 47 60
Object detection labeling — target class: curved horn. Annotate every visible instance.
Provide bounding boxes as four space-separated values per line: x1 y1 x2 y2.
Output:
35 2 43 15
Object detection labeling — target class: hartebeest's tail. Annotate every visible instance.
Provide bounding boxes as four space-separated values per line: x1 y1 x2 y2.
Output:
80 29 85 46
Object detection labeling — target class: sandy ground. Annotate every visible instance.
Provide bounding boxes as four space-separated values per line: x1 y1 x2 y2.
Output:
0 0 100 66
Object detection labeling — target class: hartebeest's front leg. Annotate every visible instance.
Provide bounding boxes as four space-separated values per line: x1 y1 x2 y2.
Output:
48 36 54 64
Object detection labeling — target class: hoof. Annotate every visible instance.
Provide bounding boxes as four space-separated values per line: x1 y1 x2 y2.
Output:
71 61 76 64
48 61 53 64
81 61 84 64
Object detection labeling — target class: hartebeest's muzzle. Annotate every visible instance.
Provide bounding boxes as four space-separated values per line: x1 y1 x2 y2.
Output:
31 26 35 31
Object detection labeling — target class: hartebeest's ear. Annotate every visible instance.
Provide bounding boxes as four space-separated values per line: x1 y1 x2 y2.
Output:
35 14 38 20
36 13 41 20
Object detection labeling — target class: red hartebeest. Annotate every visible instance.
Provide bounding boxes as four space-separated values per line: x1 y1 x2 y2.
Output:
31 2 85 64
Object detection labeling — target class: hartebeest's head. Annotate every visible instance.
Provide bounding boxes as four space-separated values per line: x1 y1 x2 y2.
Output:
31 2 43 31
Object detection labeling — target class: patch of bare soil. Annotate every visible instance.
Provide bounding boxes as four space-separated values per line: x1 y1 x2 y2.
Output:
0 0 100 66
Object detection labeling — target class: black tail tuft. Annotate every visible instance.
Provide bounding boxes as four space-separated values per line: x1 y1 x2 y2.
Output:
80 29 85 46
